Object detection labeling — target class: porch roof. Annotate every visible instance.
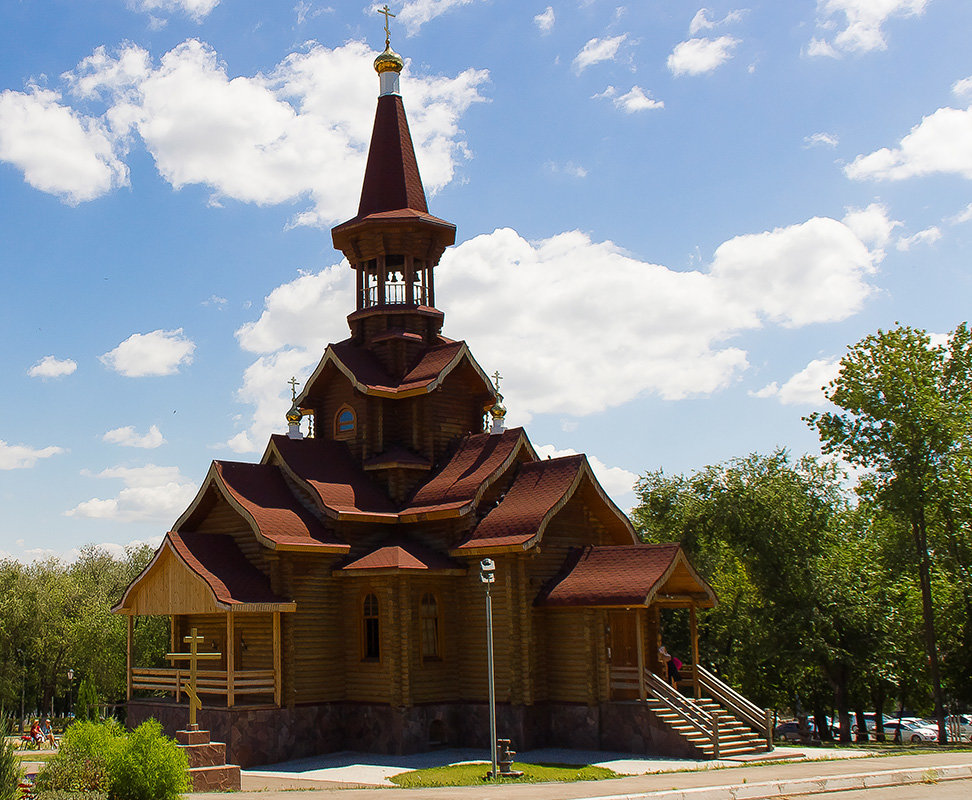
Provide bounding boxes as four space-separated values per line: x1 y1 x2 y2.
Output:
535 544 716 609
113 531 296 615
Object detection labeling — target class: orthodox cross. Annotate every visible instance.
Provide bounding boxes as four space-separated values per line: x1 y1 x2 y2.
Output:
377 4 396 47
492 370 503 392
288 376 300 402
166 627 221 731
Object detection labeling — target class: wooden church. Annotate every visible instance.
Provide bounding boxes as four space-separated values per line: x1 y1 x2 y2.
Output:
114 33 771 767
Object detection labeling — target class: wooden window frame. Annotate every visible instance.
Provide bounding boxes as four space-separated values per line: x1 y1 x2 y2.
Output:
361 592 380 662
419 591 441 662
334 404 356 440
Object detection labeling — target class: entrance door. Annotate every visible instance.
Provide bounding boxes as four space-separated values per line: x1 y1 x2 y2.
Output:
608 611 639 700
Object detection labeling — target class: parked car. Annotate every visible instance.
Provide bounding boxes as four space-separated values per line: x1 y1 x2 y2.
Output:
774 720 828 743
882 720 938 743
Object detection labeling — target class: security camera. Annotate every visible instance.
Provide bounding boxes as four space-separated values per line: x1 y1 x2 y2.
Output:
480 558 495 572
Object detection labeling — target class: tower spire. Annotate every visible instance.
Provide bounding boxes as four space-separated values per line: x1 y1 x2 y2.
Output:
374 4 404 97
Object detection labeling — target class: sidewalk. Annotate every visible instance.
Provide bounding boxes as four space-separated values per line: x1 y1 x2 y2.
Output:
190 747 972 799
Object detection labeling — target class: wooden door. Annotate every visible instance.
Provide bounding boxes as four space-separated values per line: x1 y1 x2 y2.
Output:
608 611 639 699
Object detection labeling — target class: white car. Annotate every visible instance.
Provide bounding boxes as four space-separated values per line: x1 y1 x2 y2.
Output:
882 720 938 743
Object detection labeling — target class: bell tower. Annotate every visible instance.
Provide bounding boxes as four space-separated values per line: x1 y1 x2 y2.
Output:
330 23 457 379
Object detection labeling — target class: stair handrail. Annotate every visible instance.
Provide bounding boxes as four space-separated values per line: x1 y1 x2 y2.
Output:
696 665 767 733
643 669 713 738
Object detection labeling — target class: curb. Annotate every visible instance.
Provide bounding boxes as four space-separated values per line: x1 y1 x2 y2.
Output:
572 763 972 800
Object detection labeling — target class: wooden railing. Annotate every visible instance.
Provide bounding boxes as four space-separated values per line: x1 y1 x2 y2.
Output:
131 668 275 706
697 665 772 750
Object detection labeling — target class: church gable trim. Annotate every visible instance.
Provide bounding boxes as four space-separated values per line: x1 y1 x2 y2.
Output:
452 455 637 555
113 531 296 615
534 544 716 609
298 340 496 402
173 461 350 553
400 427 536 522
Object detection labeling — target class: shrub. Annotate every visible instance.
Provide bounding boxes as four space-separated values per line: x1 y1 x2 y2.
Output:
75 677 100 722
106 720 188 800
0 721 22 800
34 719 121 795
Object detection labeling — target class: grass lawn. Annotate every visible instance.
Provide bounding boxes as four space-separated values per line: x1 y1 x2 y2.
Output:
389 761 620 788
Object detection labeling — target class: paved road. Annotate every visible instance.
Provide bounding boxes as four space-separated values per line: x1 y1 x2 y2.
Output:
193 752 972 800
798 782 972 799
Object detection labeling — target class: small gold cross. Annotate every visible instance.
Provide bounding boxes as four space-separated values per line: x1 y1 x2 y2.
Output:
377 4 396 47
288 376 300 402
492 370 503 391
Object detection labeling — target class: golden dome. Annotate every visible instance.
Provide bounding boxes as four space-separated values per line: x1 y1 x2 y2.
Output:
374 45 404 75
286 403 303 425
489 393 507 421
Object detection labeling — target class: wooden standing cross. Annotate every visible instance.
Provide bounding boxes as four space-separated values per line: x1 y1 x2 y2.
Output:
166 627 221 730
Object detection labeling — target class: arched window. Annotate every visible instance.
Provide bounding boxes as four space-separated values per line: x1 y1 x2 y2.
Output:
420 592 439 660
362 593 380 660
334 405 356 439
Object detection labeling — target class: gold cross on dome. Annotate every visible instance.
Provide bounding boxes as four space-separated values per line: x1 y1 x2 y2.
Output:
288 376 300 402
492 370 503 391
377 4 396 47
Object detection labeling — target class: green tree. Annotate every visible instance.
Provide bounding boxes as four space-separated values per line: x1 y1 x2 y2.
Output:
808 322 972 741
632 451 886 738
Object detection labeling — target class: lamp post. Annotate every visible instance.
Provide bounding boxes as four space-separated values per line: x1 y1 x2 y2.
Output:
480 558 497 779
67 669 74 717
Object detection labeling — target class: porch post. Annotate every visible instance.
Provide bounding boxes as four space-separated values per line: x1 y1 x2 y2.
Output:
272 611 282 707
226 612 235 708
690 602 700 699
635 607 646 702
126 615 133 700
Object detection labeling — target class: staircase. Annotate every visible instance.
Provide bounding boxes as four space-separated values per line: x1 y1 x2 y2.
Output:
611 665 771 759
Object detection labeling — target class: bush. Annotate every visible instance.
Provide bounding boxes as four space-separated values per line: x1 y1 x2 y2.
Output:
0 722 22 800
106 720 188 800
75 677 99 722
34 719 121 795
34 719 187 800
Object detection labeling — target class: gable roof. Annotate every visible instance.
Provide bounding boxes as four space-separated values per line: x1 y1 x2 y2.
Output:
535 544 716 609
298 339 496 403
113 531 295 615
266 435 399 521
400 427 535 521
334 540 466 576
174 461 350 552
452 454 637 554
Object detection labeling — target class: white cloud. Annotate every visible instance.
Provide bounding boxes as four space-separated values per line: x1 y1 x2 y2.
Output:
534 6 555 33
573 35 628 74
953 75 972 97
845 103 972 181
545 160 588 178
535 444 638 508
0 440 65 470
130 0 220 22
0 86 128 204
66 464 198 523
896 225 942 251
595 85 664 113
27 355 78 379
841 202 900 254
396 0 483 36
811 0 930 56
667 36 739 77
751 357 840 406
103 424 166 449
804 131 839 148
227 214 881 442
100 328 196 377
949 203 972 224
689 8 746 35
8 40 486 226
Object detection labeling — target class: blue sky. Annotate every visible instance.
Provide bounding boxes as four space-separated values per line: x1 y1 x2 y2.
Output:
1 0 971 561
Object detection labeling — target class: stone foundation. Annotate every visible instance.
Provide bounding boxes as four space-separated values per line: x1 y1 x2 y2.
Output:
128 698 702 768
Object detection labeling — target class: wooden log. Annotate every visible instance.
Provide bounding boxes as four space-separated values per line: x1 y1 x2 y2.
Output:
226 612 235 708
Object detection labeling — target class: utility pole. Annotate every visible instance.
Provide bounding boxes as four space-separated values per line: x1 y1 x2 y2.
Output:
480 558 497 779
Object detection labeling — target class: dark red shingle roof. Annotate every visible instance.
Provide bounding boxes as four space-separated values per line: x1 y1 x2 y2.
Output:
535 544 712 607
